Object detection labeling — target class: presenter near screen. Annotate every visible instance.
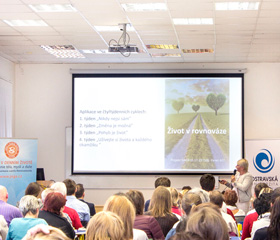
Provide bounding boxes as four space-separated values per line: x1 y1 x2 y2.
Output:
219 159 253 214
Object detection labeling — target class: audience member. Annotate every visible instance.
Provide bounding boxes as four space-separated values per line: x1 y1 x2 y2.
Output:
0 185 22 226
6 195 47 240
187 187 209 203
63 179 90 227
25 183 43 199
144 177 171 211
210 190 238 236
169 232 203 240
241 182 269 240
38 192 75 239
220 158 253 214
145 186 178 237
51 182 83 229
0 215 8 240
169 188 182 217
200 173 215 192
224 189 245 216
23 225 71 240
86 211 124 240
251 192 273 239
103 194 148 240
126 190 164 240
186 205 229 240
75 184 96 217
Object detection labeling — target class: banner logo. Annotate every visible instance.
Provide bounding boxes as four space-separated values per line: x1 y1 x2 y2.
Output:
253 149 275 173
4 142 19 159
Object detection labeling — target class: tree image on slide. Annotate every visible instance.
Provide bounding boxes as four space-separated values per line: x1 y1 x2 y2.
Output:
206 93 226 115
192 105 200 113
172 100 184 114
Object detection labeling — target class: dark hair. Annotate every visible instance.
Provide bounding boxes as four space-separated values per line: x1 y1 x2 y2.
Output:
200 174 215 191
254 182 269 198
209 190 223 208
224 190 238 206
25 182 43 198
75 183 84 199
155 177 171 188
271 187 280 204
254 192 272 215
126 190 144 215
63 179 76 196
267 196 280 240
43 192 66 215
169 232 203 240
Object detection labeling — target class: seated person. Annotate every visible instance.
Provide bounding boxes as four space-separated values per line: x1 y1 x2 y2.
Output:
224 190 245 216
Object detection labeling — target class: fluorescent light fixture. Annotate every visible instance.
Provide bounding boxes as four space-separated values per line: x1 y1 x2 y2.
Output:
173 18 213 25
82 49 117 54
182 48 214 53
3 19 48 27
146 44 179 49
215 2 259 10
122 3 167 12
41 45 85 58
152 53 181 57
94 25 135 32
29 4 77 12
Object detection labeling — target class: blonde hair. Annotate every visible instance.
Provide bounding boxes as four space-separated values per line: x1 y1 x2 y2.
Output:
25 226 71 240
169 187 179 207
86 211 124 240
237 158 249 172
149 186 172 217
187 206 228 240
103 195 135 240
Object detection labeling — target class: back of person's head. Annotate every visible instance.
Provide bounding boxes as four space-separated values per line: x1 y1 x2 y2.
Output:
103 195 135 240
149 186 172 217
254 182 269 198
63 179 76 196
181 192 202 216
209 190 223 208
254 192 273 215
267 196 280 240
25 182 43 198
188 187 209 203
28 226 71 240
271 187 280 204
169 187 179 207
169 232 203 240
200 174 215 191
51 182 67 197
182 186 192 191
86 211 124 240
41 188 55 203
187 206 228 240
155 177 171 188
75 183 85 199
19 195 42 217
126 190 144 215
191 202 220 215
224 190 238 206
0 185 8 201
42 192 66 215
237 158 249 172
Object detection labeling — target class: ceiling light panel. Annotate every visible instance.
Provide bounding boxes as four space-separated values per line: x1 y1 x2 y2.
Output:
3 19 48 26
146 44 178 49
28 4 77 12
121 3 167 12
40 45 85 58
215 2 260 11
173 18 213 25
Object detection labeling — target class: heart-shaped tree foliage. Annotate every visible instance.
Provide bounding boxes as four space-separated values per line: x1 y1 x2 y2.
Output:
172 100 184 114
192 105 200 112
206 93 226 115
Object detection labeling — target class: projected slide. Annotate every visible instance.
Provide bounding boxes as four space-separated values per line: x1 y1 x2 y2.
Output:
72 74 243 174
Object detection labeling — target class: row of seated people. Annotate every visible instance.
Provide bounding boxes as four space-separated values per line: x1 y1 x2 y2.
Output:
0 175 280 240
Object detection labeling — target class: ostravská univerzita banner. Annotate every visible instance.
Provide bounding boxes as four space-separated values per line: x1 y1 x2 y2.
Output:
246 139 280 190
0 139 37 206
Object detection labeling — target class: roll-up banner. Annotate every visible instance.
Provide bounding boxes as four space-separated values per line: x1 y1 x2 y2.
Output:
245 139 279 189
0 139 37 206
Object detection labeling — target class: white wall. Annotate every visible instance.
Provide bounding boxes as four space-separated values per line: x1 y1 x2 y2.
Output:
14 62 280 205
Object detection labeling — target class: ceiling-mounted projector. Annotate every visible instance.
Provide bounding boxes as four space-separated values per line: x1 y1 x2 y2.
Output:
108 23 138 56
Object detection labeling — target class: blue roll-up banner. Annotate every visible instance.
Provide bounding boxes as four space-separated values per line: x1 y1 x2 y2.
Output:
0 138 37 206
246 139 280 189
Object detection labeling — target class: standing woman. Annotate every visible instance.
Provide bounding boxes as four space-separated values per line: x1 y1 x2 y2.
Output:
220 158 253 214
145 186 178 237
